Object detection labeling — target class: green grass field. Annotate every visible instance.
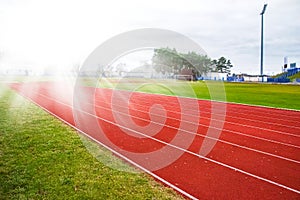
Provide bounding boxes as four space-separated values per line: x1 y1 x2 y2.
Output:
1 77 300 199
220 82 300 110
0 84 183 200
175 82 300 110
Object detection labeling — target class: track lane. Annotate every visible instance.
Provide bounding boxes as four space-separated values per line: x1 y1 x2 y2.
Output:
9 82 300 199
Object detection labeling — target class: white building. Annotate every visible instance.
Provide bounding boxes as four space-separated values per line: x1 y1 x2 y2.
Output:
203 72 227 81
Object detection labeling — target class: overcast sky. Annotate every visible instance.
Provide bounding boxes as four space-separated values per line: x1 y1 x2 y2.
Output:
0 0 299 75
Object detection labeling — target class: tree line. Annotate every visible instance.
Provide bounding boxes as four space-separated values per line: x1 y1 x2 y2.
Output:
152 47 233 77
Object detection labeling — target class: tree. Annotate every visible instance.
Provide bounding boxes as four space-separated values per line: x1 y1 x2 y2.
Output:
152 47 182 74
181 52 211 76
152 47 211 76
211 56 233 74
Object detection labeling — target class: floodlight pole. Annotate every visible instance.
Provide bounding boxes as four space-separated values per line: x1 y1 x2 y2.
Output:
260 4 267 82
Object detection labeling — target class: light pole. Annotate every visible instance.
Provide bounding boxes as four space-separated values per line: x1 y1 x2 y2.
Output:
260 4 267 82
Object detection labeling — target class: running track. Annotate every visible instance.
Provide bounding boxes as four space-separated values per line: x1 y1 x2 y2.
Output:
9 82 300 199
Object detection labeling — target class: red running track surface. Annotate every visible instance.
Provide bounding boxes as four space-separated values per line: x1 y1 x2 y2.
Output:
8 82 300 200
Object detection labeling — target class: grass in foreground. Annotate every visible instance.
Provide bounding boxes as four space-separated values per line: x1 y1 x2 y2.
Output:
0 84 183 200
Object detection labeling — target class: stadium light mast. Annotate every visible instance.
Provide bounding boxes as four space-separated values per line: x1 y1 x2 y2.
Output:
260 3 267 82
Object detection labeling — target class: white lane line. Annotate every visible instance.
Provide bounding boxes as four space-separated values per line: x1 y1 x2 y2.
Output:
147 98 300 129
92 90 300 137
73 103 300 195
89 97 300 148
95 96 300 139
98 86 300 119
27 87 300 162
88 86 300 127
86 100 300 163
31 90 300 163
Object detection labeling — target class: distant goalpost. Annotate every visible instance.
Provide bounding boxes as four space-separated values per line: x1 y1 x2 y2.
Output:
174 74 194 81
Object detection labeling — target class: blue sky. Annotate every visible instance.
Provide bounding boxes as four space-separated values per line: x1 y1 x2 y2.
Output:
0 0 299 75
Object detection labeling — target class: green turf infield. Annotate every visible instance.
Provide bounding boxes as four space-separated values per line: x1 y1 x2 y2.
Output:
220 82 300 110
0 84 183 199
